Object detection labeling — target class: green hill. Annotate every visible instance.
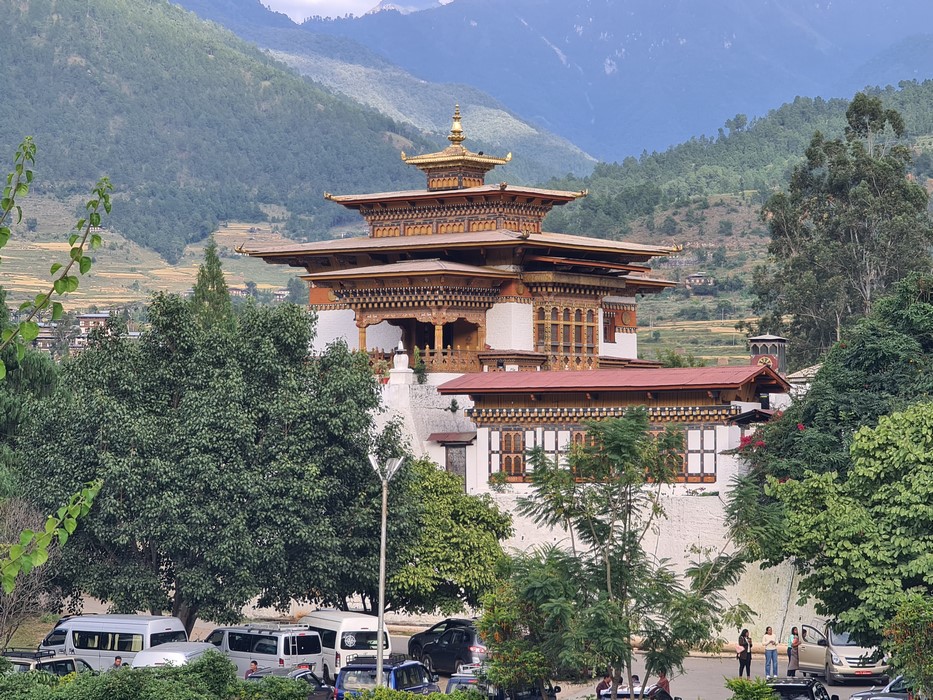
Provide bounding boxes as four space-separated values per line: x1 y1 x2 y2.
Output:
544 81 933 239
0 0 438 262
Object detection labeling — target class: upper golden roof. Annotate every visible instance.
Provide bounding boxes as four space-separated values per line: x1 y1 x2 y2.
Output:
401 105 511 172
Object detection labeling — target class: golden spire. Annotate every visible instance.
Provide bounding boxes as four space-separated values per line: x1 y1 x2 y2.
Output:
448 104 466 146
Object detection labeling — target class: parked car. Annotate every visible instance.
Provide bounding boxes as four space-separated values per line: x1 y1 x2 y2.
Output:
334 655 439 700
421 625 487 674
203 624 322 677
130 641 216 668
767 677 840 700
297 610 390 683
445 664 560 700
39 614 187 670
245 666 333 700
849 675 912 700
446 668 483 694
798 623 888 683
1 649 94 677
408 619 473 659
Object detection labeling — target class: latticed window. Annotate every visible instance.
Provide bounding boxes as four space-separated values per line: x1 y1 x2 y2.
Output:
534 303 599 367
500 430 525 476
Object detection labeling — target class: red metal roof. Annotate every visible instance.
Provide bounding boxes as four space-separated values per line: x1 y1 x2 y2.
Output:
437 365 789 394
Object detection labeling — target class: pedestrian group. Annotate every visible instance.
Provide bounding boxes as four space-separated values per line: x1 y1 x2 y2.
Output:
736 626 800 679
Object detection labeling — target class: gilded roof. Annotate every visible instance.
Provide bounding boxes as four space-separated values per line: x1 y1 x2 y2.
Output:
401 105 510 169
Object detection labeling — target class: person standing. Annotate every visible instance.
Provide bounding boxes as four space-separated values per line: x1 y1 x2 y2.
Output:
246 660 258 679
737 629 752 678
110 655 124 671
596 673 612 697
655 671 671 696
763 626 778 679
787 629 800 677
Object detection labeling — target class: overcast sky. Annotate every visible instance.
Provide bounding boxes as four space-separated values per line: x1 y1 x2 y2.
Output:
264 0 376 21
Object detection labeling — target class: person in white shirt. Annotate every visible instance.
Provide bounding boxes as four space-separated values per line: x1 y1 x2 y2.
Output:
762 626 778 679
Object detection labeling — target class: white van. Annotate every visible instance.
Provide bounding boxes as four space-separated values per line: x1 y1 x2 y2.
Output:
297 610 390 683
130 641 215 668
203 624 323 677
39 614 188 670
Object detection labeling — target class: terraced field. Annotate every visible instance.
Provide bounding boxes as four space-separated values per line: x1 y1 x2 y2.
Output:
1 197 296 310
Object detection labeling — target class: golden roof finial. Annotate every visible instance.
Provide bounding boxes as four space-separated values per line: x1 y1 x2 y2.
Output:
448 104 466 146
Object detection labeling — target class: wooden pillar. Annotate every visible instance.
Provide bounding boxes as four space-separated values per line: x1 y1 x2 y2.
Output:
358 325 367 352
476 323 486 351
434 323 444 351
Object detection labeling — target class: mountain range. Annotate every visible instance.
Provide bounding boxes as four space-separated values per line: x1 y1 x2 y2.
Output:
292 0 933 161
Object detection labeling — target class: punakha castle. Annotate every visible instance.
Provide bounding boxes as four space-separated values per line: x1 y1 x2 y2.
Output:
246 109 810 632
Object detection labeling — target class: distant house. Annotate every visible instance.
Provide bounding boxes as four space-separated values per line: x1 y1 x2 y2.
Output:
685 272 716 288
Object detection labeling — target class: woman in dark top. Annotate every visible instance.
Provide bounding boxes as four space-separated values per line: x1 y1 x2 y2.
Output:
737 629 752 677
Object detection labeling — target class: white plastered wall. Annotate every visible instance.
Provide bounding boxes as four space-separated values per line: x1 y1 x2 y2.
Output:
600 294 639 358
485 302 534 350
366 321 402 351
312 309 356 353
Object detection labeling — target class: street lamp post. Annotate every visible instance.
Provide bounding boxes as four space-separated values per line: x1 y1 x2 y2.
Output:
369 454 404 687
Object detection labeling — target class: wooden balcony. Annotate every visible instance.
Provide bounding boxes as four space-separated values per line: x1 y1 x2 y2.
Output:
368 345 483 373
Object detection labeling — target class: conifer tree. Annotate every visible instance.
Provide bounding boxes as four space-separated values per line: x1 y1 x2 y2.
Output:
191 237 232 326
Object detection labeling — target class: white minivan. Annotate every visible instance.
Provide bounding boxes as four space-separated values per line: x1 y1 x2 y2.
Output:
297 610 390 683
203 624 323 677
40 614 188 670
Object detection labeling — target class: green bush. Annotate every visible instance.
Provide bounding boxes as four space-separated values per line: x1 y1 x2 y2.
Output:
0 652 308 700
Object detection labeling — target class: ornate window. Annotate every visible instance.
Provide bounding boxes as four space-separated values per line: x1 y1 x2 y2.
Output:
498 430 525 477
533 303 599 369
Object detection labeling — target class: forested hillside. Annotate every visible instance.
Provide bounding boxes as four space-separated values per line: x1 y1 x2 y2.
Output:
545 82 933 238
172 0 596 180
0 0 435 261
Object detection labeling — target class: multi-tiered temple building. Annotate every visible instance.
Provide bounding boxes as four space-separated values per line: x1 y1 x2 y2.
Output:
247 108 787 497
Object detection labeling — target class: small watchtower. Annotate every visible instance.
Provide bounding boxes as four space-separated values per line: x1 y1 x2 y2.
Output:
748 334 787 375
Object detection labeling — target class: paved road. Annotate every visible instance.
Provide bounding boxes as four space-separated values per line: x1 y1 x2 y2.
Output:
391 635 878 700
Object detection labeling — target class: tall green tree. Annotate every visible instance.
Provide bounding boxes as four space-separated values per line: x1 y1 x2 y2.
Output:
769 403 933 645
480 410 750 697
753 93 933 365
728 273 933 563
18 293 392 633
191 236 233 327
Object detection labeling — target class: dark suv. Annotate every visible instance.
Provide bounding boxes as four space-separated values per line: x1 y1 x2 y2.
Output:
408 619 473 659
421 626 487 674
768 677 840 700
334 655 440 700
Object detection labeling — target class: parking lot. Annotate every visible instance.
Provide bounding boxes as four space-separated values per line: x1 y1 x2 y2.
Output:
391 634 876 700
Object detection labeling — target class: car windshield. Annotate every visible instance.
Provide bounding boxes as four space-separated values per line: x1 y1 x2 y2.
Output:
771 689 812 700
829 629 859 646
342 669 388 690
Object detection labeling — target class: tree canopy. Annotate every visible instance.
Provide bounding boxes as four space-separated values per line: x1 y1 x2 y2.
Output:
771 403 933 644
752 93 933 365
727 273 933 643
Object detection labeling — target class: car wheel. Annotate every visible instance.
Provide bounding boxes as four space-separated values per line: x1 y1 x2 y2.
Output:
825 665 837 685
455 659 466 674
323 665 332 685
409 644 422 660
422 655 434 674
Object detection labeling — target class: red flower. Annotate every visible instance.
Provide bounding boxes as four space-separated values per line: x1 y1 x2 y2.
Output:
754 440 766 448
740 435 753 448
797 423 805 431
